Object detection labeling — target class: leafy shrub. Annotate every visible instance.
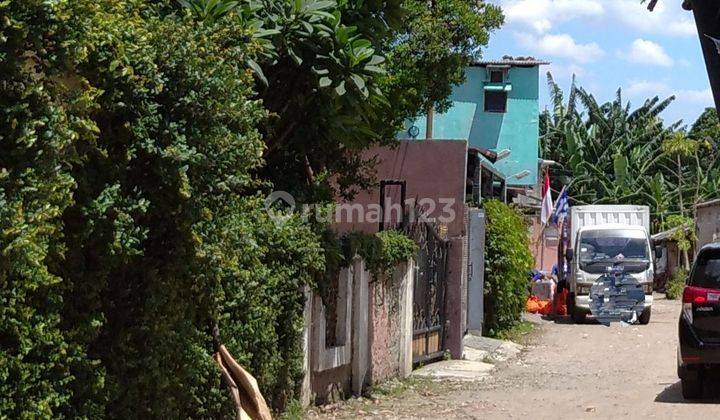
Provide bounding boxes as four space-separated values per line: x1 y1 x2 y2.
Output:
482 200 534 336
0 1 105 417
347 230 419 277
666 268 688 300
1 1 322 417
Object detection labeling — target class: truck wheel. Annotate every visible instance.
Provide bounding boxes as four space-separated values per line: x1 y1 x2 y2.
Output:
682 373 703 399
570 308 587 324
567 292 575 313
571 307 586 324
639 308 651 325
567 293 586 323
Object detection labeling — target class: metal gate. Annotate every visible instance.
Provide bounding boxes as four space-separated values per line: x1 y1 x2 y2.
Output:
410 221 449 364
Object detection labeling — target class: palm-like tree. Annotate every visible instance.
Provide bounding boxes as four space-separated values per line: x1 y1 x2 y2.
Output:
540 73 706 230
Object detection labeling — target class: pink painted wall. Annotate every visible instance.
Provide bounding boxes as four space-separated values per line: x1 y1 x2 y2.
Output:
528 215 559 273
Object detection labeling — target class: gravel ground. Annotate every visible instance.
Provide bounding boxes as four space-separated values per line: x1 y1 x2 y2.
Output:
307 294 720 419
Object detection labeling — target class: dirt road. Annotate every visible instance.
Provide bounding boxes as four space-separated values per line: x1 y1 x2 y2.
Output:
308 294 720 419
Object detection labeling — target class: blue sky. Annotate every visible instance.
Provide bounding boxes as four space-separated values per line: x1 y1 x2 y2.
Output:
484 0 713 126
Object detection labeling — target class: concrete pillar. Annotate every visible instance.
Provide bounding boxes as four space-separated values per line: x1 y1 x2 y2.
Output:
351 258 369 395
300 287 313 406
398 260 414 378
467 209 486 334
445 236 466 359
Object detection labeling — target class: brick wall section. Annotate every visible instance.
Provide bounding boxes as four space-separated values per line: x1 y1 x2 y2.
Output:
368 274 403 383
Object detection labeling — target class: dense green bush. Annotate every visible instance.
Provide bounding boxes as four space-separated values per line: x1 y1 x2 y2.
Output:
1 1 322 417
482 200 534 336
0 2 102 417
666 268 688 300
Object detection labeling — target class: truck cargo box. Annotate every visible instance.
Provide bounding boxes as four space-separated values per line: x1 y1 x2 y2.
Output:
568 205 651 248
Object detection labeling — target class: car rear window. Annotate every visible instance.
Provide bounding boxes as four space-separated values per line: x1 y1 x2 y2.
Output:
691 249 720 288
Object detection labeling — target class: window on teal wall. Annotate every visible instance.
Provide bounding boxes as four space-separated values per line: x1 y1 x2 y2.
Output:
490 70 504 83
485 91 507 113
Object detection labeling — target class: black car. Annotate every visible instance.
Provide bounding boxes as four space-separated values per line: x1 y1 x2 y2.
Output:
678 244 720 399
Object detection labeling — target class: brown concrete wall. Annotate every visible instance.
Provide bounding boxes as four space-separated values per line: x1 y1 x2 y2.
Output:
307 260 414 404
334 140 468 238
334 139 468 361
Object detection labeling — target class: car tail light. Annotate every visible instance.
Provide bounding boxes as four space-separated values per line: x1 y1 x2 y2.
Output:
682 286 720 323
683 287 707 304
682 354 701 363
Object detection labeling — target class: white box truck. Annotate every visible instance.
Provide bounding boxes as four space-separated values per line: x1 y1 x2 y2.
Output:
560 205 654 324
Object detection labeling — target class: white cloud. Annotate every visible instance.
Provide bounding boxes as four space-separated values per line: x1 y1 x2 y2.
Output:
516 33 605 63
626 80 669 96
497 0 604 33
546 63 586 80
494 0 696 37
677 88 714 104
627 81 712 104
625 80 713 122
621 39 673 67
608 0 696 37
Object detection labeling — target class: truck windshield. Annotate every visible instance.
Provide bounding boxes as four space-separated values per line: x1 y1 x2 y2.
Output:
578 229 649 263
691 249 720 288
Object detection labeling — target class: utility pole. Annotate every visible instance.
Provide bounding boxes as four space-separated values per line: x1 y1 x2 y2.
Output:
425 105 434 139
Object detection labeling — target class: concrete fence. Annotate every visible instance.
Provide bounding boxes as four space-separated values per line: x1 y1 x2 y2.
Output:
301 257 414 405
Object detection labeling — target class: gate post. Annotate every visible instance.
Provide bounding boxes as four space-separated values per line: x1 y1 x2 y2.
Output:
398 260 414 377
445 236 466 359
467 208 486 334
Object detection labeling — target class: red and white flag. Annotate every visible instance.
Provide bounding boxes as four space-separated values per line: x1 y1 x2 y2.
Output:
541 170 553 225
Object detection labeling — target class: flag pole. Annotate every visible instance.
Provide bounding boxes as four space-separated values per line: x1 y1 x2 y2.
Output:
540 168 549 271
547 185 567 274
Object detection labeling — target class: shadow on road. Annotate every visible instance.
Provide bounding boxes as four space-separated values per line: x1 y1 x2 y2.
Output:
655 380 720 404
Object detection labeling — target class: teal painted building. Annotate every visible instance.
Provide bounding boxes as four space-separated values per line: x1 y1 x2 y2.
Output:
401 58 548 187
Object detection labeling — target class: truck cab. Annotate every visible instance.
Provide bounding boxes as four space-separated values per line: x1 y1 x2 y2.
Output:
561 205 655 324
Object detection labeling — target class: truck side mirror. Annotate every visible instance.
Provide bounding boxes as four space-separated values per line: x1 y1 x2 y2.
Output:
566 248 574 262
655 246 664 259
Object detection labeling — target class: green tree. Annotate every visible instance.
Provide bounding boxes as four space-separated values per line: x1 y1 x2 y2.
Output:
689 107 720 142
662 132 700 269
223 0 504 200
1 0 505 416
541 73 720 237
540 73 692 227
662 132 699 217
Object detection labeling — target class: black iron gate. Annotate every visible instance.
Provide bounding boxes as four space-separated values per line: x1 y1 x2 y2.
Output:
410 221 449 364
